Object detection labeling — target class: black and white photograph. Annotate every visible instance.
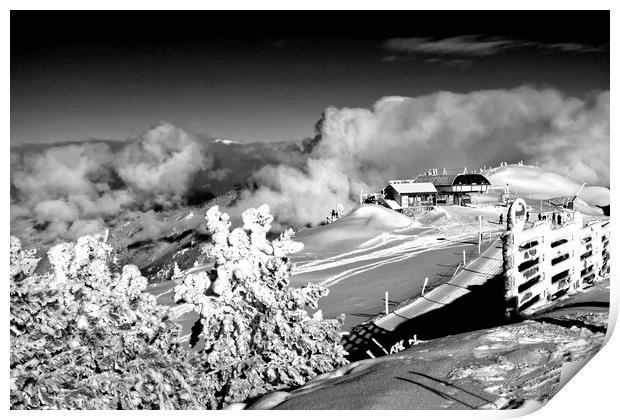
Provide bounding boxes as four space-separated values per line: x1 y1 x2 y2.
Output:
7 6 614 412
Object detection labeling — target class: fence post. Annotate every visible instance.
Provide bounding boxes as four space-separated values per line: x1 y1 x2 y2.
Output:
422 277 428 296
503 198 527 319
540 223 553 302
602 223 610 276
463 250 466 266
568 223 581 290
371 338 389 355
502 229 517 319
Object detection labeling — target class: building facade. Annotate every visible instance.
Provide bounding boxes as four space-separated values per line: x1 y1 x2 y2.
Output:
384 180 438 209
413 169 491 206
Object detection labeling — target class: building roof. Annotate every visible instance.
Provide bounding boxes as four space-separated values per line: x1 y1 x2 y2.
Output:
388 182 437 194
414 173 491 187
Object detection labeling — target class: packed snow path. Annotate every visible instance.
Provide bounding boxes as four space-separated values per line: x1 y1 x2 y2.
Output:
376 237 503 331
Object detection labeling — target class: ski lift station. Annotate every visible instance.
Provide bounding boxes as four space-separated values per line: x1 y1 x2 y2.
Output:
382 168 491 210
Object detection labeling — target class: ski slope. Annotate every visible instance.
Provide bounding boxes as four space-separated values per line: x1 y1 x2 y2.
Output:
290 205 506 329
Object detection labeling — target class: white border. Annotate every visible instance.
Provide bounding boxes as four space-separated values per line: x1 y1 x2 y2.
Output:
4 3 616 420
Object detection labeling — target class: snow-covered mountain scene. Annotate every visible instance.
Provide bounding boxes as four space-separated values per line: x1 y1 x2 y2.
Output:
9 9 611 411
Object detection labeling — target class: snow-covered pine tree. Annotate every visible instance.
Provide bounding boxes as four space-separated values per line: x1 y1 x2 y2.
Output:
10 236 212 409
10 204 349 409
326 202 344 224
174 204 348 405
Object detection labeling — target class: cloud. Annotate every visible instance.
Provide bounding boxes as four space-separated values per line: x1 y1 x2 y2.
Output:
116 123 213 205
11 87 609 240
384 35 518 56
232 87 609 227
543 42 609 53
11 123 225 240
11 121 319 242
383 35 608 58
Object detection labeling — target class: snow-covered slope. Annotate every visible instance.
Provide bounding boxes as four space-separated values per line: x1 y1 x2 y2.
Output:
483 164 609 209
248 279 609 410
294 205 417 255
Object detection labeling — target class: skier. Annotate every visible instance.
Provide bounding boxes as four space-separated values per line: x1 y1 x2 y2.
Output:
538 213 542 221
552 213 557 224
499 214 504 225
526 211 530 222
557 214 562 225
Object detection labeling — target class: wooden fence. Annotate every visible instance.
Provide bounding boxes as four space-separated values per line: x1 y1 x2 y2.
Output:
502 198 609 317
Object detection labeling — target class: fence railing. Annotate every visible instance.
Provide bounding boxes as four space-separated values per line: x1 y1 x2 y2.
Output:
502 198 609 317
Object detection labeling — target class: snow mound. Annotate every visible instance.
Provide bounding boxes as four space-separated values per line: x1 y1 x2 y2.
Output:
416 206 449 224
346 205 416 230
483 164 609 207
294 205 416 255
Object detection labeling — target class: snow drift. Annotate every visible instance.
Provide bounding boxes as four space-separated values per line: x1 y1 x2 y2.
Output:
484 164 610 212
295 205 417 254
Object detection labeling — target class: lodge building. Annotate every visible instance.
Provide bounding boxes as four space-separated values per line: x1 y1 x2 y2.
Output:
384 168 491 210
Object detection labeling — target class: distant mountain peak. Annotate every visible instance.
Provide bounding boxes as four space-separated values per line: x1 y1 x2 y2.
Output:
212 138 244 145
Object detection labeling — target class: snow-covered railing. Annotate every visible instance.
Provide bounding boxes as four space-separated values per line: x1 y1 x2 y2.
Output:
502 198 609 317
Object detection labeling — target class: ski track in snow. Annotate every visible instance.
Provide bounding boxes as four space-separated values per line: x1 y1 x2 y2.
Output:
293 228 503 288
319 242 474 288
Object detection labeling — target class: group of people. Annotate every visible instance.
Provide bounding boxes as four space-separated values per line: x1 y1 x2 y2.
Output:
499 211 562 225
537 212 563 225
498 210 565 226
498 211 530 225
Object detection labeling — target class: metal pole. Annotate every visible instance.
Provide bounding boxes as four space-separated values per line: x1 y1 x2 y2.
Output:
463 250 466 266
478 216 482 252
385 291 389 315
422 277 428 296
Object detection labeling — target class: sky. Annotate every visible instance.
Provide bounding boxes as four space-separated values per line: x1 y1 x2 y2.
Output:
11 10 609 145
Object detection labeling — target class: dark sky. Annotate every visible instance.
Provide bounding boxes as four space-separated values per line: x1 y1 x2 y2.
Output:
11 10 609 145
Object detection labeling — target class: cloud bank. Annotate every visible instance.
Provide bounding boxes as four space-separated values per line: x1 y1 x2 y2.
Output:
11 86 609 240
11 122 317 241
231 87 609 226
11 123 234 240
